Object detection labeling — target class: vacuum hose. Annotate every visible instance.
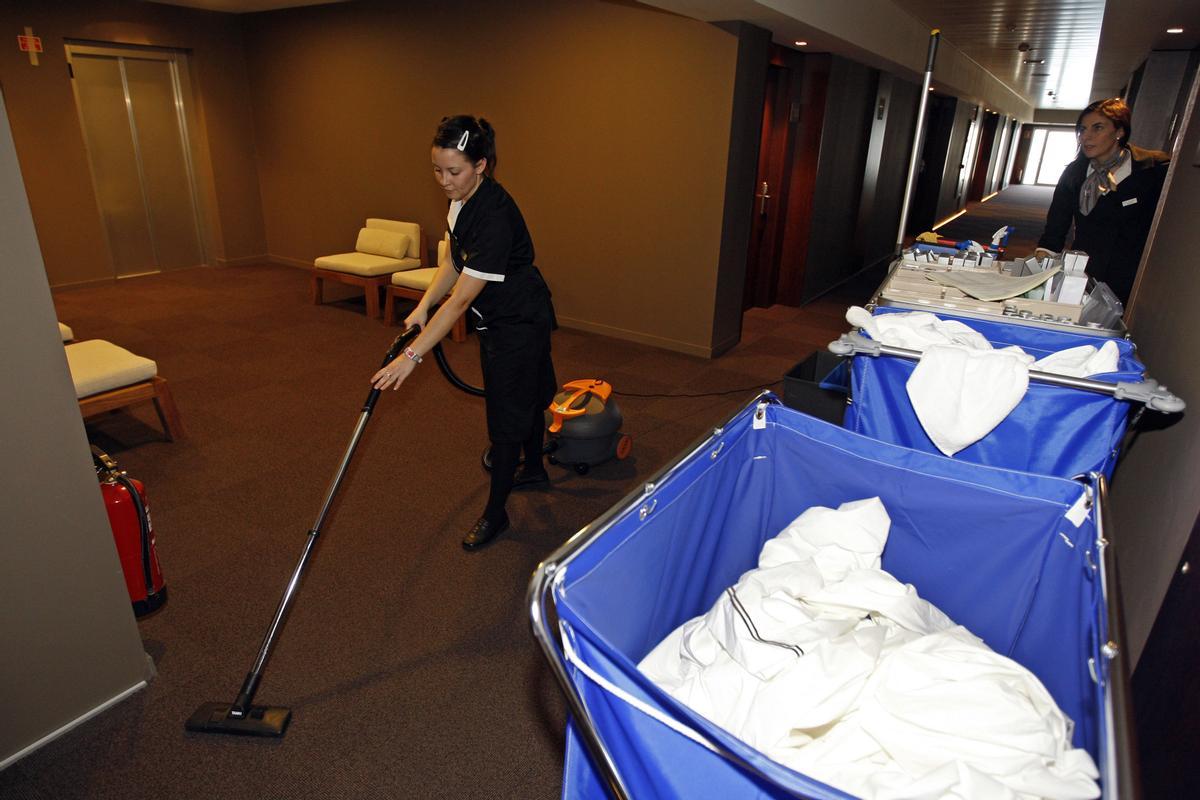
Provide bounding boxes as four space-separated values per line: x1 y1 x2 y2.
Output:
432 341 485 397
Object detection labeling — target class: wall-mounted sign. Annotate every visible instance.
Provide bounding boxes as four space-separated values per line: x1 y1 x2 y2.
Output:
17 34 42 53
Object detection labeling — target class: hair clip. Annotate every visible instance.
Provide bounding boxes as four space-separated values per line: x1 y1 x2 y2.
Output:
456 131 469 151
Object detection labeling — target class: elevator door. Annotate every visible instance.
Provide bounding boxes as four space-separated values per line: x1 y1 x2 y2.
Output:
68 44 205 277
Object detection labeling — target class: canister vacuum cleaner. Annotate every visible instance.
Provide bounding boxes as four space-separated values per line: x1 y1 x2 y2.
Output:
479 378 633 475
544 379 632 475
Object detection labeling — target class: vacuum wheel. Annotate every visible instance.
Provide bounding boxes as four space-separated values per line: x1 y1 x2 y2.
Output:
616 434 633 460
574 462 590 476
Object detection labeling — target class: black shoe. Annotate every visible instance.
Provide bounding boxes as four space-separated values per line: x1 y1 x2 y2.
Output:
462 514 509 551
511 467 550 491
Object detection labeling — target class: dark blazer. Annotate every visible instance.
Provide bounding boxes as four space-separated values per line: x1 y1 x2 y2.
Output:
1037 144 1170 305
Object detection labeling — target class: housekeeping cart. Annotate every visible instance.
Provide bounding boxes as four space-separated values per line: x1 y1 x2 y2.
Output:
831 306 1184 479
529 396 1135 799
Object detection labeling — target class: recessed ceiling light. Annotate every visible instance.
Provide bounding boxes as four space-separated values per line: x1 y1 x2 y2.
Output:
1023 58 1044 64
795 40 808 46
1167 28 1183 34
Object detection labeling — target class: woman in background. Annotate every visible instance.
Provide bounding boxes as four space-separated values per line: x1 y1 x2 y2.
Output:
371 115 557 551
1035 97 1170 307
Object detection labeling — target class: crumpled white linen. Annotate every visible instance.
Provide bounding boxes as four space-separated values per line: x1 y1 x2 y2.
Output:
845 307 1122 455
1032 341 1119 377
638 498 1100 800
907 344 1033 455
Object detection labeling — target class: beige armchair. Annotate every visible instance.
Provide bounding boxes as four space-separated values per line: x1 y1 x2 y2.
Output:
383 238 466 342
312 219 426 318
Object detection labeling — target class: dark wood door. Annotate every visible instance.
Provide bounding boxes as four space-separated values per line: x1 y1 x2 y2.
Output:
743 63 790 310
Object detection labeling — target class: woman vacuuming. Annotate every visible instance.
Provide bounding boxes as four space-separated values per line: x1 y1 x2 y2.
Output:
371 115 557 551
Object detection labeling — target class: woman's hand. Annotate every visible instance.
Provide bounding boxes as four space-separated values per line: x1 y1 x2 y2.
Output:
371 355 417 391
404 306 429 330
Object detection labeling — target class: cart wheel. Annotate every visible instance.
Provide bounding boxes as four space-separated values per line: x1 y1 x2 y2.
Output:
615 434 633 460
547 455 559 466
574 462 590 476
544 439 559 454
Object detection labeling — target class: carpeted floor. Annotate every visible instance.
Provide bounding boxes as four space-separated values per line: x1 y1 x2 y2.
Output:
933 183 1054 256
3 263 853 800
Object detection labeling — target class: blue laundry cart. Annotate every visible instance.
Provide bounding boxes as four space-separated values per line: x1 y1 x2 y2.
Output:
528 396 1135 799
832 307 1183 479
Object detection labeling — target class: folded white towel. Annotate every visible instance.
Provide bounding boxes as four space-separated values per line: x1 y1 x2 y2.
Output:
1033 340 1119 377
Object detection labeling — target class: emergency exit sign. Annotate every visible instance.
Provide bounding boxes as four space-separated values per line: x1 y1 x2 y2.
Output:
17 34 42 53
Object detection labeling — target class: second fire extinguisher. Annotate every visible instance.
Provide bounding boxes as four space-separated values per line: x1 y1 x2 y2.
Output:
92 446 167 617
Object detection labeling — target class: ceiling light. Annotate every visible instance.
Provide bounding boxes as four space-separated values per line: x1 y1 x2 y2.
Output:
795 40 808 46
1167 28 1183 34
1023 58 1044 64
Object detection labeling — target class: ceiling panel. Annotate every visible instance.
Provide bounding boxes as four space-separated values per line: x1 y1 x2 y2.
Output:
892 0 1105 109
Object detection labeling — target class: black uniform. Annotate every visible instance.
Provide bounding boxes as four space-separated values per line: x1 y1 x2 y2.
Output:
449 176 556 444
1038 144 1170 305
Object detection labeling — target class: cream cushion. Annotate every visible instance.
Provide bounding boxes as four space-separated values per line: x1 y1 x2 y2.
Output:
366 218 421 260
59 322 74 341
391 267 454 303
390 267 438 290
315 252 421 277
65 340 157 399
355 227 411 260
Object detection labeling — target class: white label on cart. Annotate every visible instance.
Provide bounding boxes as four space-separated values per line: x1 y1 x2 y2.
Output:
1066 492 1090 527
1122 198 1137 207
753 403 768 430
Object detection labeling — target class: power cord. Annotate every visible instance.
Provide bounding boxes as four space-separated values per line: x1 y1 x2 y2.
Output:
615 380 782 399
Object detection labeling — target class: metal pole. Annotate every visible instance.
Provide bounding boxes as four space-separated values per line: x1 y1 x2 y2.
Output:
895 29 941 255
228 328 419 718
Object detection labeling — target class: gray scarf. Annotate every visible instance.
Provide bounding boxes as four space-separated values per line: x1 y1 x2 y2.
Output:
1079 147 1130 216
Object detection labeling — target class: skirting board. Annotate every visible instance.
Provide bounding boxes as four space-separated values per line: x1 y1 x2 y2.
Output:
215 254 269 267
0 679 147 771
555 314 714 358
268 253 314 270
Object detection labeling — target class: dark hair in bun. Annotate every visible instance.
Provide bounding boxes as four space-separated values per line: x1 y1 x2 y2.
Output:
433 115 497 175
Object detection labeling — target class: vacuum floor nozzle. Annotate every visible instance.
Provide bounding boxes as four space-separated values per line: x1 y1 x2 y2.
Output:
185 702 291 737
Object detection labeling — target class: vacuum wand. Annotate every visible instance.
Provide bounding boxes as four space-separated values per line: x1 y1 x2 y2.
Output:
186 327 421 737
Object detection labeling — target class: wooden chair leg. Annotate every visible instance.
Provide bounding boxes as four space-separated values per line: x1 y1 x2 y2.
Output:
383 290 396 326
365 283 381 318
151 376 185 441
311 271 323 305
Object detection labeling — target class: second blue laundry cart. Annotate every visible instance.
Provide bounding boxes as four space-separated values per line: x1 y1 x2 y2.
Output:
831 306 1183 479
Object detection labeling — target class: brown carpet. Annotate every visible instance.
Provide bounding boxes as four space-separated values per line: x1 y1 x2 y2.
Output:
2 263 852 800
934 184 1055 256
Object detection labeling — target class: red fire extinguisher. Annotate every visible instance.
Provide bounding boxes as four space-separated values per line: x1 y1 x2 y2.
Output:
92 446 167 617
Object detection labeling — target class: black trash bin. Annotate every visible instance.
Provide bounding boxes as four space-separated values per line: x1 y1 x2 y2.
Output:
782 351 848 424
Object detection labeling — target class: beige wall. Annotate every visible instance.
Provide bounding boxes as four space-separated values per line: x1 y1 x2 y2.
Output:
1113 71 1200 665
243 0 740 355
0 88 151 770
0 0 267 285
